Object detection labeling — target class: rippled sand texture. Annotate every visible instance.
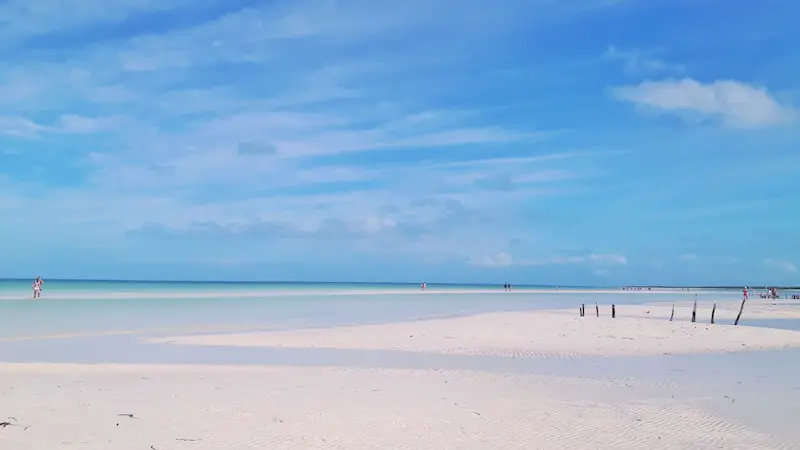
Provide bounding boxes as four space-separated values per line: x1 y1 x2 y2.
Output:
0 363 794 450
151 306 800 358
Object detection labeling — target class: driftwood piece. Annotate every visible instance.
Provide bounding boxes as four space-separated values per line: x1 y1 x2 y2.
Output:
711 303 717 324
691 296 697 323
734 298 747 325
669 304 675 322
612 304 616 318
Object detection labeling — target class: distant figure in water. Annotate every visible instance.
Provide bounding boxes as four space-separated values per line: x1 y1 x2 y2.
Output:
743 286 748 300
32 276 44 299
420 282 427 291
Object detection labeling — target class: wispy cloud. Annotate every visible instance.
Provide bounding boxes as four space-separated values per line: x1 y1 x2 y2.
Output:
605 46 684 75
1 0 798 284
470 252 627 268
0 114 127 137
611 78 797 128
0 116 43 138
765 258 798 274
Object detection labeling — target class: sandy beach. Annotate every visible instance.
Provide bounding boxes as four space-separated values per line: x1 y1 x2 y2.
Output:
149 305 800 358
3 302 799 449
0 363 793 450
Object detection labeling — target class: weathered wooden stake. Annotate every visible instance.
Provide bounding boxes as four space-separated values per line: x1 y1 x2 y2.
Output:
669 304 675 322
691 296 697 323
612 304 616 318
710 303 716 324
595 302 599 317
580 304 585 317
734 298 747 325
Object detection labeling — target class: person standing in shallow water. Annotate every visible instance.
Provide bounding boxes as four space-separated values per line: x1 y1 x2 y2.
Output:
32 276 44 299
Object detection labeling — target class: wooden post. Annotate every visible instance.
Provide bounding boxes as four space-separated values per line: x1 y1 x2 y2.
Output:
710 303 716 324
595 302 599 317
734 298 747 325
691 295 697 323
580 304 585 317
612 304 616 318
669 304 675 322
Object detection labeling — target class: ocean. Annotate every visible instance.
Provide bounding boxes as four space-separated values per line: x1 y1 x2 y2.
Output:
0 279 734 340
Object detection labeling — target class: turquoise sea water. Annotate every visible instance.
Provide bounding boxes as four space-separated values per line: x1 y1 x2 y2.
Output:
0 279 626 298
0 279 743 297
0 279 740 340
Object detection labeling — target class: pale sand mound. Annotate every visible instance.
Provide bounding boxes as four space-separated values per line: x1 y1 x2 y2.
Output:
0 363 793 450
148 308 800 358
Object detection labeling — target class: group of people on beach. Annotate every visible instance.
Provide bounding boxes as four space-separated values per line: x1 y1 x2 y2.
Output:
758 287 780 299
32 276 44 298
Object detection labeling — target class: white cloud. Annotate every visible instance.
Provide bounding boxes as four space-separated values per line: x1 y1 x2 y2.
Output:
0 116 44 138
469 252 515 268
0 0 192 39
0 114 127 137
469 252 627 267
612 78 796 128
765 258 798 274
55 114 129 134
0 0 629 267
585 253 628 265
605 46 683 75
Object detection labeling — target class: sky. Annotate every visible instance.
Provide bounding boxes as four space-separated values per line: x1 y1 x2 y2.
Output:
0 0 798 286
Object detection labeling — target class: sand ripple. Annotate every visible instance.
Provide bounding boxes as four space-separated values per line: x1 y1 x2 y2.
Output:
0 364 793 450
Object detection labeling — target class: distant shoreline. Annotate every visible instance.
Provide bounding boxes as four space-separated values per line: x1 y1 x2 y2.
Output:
0 278 794 290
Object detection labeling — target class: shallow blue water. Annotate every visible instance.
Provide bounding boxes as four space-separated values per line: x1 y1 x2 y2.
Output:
740 318 800 331
0 285 707 339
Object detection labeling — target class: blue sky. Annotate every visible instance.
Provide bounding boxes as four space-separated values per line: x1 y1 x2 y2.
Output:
0 0 798 285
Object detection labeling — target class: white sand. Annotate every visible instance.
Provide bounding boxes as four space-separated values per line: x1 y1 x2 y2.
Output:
0 363 793 450
149 306 800 358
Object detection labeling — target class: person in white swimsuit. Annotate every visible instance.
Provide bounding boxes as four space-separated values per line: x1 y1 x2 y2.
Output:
32 276 43 299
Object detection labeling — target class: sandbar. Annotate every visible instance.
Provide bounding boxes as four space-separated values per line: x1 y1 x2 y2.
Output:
149 305 800 358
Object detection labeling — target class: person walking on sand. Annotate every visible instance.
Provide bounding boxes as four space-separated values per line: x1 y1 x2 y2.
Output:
743 286 748 301
32 276 44 299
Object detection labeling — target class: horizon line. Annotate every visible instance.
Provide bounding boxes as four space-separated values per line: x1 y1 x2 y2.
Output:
0 278 793 289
